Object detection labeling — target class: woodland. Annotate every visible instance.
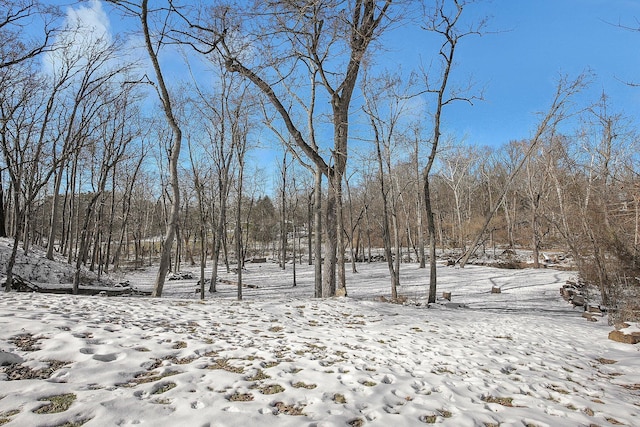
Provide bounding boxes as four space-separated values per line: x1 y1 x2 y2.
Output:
0 0 639 322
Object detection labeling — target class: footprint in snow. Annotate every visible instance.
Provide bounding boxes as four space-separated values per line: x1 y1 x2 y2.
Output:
92 353 121 362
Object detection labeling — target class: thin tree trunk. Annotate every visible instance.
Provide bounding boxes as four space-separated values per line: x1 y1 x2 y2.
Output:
73 192 102 294
0 178 6 238
209 196 226 293
104 171 117 274
46 166 66 260
280 152 287 270
236 166 244 301
308 190 313 266
375 128 399 299
313 168 322 297
292 221 297 287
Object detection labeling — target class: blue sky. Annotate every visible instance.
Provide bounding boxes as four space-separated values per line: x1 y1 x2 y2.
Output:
48 0 640 171
385 0 640 147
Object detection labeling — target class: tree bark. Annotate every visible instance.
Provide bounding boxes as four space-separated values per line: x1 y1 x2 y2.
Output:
313 167 323 297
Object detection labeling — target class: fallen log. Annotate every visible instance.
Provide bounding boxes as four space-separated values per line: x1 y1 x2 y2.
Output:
219 278 258 289
2 275 150 296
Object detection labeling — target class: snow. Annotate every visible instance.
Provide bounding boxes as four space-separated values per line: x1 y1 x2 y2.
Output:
0 255 639 426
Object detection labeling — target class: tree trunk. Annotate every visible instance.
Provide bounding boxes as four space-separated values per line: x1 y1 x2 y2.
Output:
0 175 6 238
423 177 438 304
336 178 346 296
141 0 182 297
236 168 244 302
308 190 313 266
4 186 22 292
280 153 287 270
381 180 398 298
292 221 297 287
209 196 226 293
46 165 66 260
196 184 207 300
104 172 117 274
323 179 337 297
332 102 349 297
313 168 323 297
73 192 102 294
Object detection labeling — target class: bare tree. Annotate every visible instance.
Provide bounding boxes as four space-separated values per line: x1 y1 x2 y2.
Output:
0 63 75 289
410 124 427 268
260 66 324 296
523 140 552 268
420 0 485 303
567 92 636 307
187 134 210 300
459 73 590 267
233 119 251 301
45 24 132 261
139 0 184 297
362 70 415 298
189 64 252 293
72 86 136 294
181 0 394 297
439 142 478 252
278 148 293 270
111 144 146 271
99 0 192 294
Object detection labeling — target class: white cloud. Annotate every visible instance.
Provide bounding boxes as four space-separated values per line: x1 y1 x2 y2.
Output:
42 0 113 75
66 0 111 42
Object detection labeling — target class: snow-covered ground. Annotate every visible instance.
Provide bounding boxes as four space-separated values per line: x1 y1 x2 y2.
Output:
1 257 639 426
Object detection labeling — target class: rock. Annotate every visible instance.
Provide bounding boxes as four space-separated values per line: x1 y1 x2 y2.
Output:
582 312 599 322
560 285 576 300
168 271 193 280
587 305 602 314
571 295 585 307
615 322 631 330
608 330 640 345
444 302 468 309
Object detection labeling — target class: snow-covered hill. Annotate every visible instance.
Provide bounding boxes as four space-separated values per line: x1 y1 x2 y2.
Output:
0 238 105 286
